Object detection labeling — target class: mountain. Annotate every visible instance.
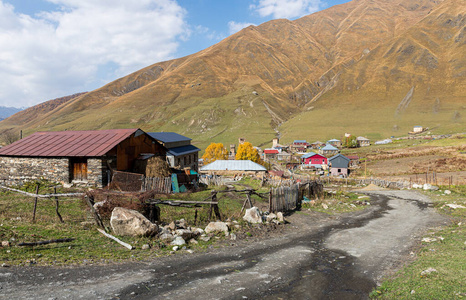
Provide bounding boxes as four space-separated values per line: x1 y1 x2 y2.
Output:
0 0 464 148
0 106 23 121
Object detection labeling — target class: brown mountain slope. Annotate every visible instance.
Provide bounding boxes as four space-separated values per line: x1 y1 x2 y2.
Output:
1 0 462 148
281 0 465 142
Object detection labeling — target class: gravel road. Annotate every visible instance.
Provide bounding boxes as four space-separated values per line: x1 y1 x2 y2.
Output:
0 190 448 299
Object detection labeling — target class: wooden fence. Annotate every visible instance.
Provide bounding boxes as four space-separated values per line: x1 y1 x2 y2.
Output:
269 184 299 213
141 177 171 193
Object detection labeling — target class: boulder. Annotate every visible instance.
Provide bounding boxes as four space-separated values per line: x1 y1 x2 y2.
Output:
1 241 10 247
199 235 211 242
175 229 194 240
177 219 187 229
110 207 158 237
205 222 229 234
444 190 451 195
243 207 262 224
168 221 176 231
141 244 150 250
171 236 186 246
192 227 205 237
423 183 432 190
160 233 175 242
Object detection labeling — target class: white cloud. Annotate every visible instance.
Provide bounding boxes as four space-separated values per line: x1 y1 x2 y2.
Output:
228 21 256 35
250 0 322 19
0 0 188 108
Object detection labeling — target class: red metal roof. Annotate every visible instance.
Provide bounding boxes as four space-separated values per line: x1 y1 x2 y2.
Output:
264 149 279 154
0 129 140 157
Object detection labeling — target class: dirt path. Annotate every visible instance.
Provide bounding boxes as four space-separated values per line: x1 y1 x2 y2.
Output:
0 190 448 299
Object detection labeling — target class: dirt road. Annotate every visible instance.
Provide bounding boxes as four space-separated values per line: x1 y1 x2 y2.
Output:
0 190 447 299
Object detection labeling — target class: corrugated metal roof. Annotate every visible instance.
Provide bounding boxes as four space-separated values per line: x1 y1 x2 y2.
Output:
148 132 191 143
200 160 266 171
167 145 200 157
293 140 308 143
327 139 340 142
264 149 279 154
301 152 318 158
322 144 338 150
0 129 140 157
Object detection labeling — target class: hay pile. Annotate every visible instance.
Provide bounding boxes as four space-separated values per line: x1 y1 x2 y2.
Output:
144 156 171 178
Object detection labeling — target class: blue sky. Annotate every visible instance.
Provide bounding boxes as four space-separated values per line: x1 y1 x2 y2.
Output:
0 0 348 108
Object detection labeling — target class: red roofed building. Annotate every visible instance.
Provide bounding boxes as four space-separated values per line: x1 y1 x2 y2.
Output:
0 129 166 187
263 148 279 160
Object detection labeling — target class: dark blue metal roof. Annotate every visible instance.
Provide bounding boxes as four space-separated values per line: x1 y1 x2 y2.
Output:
167 145 200 157
148 132 191 143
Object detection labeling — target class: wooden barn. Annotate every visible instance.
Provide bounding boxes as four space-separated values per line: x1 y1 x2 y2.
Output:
0 129 166 187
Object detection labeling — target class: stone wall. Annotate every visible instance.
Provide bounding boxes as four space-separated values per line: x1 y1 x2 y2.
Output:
0 156 108 187
0 157 69 186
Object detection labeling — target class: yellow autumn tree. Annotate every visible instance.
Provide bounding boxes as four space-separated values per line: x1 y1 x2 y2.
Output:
235 142 261 164
202 143 229 164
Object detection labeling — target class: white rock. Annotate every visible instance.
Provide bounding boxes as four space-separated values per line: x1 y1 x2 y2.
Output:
192 227 205 237
446 204 466 209
230 233 237 241
420 267 438 276
444 190 451 195
110 207 158 237
160 233 175 242
200 236 211 242
322 203 329 209
171 236 186 246
423 183 432 190
243 207 262 224
205 222 229 234
141 244 150 250
175 229 194 240
266 213 277 222
276 212 284 222
172 246 179 251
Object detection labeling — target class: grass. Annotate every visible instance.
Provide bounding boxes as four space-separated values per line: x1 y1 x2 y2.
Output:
370 185 466 299
0 178 271 266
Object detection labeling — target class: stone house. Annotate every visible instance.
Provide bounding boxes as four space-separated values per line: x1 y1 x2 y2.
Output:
326 139 341 148
0 129 166 187
356 136 370 147
148 132 200 172
320 144 340 156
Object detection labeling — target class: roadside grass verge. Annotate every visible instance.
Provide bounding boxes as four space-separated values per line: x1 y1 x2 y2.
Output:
370 185 466 299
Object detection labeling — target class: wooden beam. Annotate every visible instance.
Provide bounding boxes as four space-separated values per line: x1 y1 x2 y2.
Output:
97 229 133 250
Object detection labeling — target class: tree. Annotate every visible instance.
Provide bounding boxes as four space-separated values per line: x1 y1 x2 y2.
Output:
0 130 19 145
202 143 228 164
235 142 261 164
342 135 358 148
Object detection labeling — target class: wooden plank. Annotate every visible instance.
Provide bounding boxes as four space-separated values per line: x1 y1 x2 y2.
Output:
97 228 133 250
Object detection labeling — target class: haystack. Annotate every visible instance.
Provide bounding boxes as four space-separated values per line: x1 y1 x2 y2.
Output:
145 156 171 177
133 155 171 177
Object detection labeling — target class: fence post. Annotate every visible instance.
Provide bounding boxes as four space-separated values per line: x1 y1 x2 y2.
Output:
32 184 40 222
54 186 64 223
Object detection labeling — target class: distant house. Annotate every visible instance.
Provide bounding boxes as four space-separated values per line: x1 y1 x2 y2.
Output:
301 152 328 166
346 155 360 167
290 140 310 152
413 126 423 133
0 129 166 187
264 148 279 160
277 151 292 161
326 139 341 148
199 160 266 175
356 136 370 147
328 154 350 177
272 138 286 150
310 141 325 149
148 132 200 172
320 144 340 156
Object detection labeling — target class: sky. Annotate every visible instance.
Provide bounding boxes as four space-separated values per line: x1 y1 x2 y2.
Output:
0 0 348 108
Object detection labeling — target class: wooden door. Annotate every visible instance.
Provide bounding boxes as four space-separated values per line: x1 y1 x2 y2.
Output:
71 158 88 181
